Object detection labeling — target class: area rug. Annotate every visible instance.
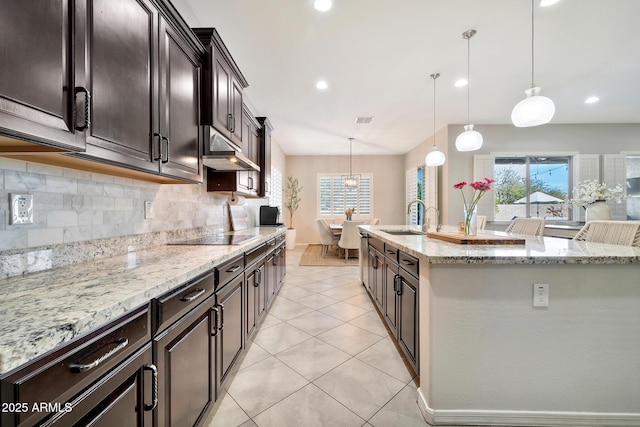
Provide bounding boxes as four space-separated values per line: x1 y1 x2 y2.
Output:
299 244 359 266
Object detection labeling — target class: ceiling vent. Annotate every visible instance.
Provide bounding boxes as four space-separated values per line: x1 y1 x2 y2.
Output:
355 116 374 124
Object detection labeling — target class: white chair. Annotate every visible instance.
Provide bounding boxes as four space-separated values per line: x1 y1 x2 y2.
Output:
477 215 486 231
370 218 380 225
573 220 640 246
505 218 545 237
338 220 365 261
315 218 339 256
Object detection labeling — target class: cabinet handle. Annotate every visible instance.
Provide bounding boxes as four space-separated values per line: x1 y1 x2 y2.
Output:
226 265 241 273
396 275 403 296
218 303 225 331
153 132 163 161
69 338 129 373
228 113 234 132
248 176 253 190
401 259 415 266
211 306 219 336
264 181 269 192
74 87 91 131
143 364 158 411
180 287 205 302
255 267 262 285
162 136 170 164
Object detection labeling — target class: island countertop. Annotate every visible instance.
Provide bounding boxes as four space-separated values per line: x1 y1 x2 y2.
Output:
361 225 640 265
0 227 285 375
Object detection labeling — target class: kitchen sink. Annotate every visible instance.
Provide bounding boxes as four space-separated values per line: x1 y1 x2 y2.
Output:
381 229 426 236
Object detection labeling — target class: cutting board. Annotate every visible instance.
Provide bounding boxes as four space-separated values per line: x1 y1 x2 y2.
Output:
426 230 526 245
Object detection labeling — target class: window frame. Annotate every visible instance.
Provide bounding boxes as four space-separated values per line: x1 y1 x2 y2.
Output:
317 173 373 221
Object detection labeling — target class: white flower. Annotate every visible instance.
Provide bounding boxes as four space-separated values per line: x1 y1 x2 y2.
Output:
568 180 625 206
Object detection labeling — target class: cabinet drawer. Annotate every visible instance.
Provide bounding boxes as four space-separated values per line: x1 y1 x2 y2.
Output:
1 305 150 427
245 243 266 269
369 237 384 253
215 254 244 287
398 250 419 278
383 243 399 262
154 270 215 334
264 238 277 255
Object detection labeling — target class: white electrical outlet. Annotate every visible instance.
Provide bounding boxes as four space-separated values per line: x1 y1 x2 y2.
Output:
533 283 549 307
10 193 34 225
144 201 154 219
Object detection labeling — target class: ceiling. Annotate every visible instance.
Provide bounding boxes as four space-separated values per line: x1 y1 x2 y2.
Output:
172 0 640 156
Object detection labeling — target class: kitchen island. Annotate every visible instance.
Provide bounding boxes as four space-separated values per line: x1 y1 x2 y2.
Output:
362 225 640 427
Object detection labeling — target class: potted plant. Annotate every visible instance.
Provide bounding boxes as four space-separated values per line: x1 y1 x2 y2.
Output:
284 175 302 250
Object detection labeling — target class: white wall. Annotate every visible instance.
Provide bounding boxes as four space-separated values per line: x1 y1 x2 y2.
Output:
286 155 405 244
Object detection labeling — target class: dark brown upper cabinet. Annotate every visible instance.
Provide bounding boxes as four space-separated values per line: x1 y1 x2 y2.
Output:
0 0 204 184
71 0 204 183
0 0 85 151
193 28 248 150
257 117 273 197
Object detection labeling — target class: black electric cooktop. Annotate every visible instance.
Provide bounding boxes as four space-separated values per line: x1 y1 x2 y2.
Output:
170 234 260 246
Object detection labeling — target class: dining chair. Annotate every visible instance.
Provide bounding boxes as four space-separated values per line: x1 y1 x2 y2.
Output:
370 218 380 225
573 220 640 246
477 215 486 231
338 220 365 261
505 217 545 236
315 218 339 256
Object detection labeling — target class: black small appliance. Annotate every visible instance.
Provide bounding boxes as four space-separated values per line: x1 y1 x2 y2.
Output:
259 206 282 226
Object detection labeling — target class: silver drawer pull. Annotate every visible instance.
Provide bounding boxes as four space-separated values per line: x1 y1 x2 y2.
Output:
180 288 206 302
69 338 129 373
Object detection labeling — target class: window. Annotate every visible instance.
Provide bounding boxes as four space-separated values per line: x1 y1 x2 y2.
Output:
271 166 283 217
318 174 372 218
406 166 425 225
626 155 640 219
494 156 570 221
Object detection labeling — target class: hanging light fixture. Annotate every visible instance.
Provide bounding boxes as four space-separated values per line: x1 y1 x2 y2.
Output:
511 0 555 127
343 137 360 188
425 73 446 167
455 29 483 152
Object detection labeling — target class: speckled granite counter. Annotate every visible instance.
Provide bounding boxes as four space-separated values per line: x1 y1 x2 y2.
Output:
0 227 285 375
361 225 640 264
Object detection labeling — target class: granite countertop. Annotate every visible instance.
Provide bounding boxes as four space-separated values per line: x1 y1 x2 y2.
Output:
0 227 285 375
362 225 640 265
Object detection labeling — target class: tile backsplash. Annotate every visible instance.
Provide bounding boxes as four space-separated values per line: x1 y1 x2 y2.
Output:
0 157 265 278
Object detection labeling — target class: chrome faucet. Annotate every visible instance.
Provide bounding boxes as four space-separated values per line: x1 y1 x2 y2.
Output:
424 206 441 232
406 199 440 232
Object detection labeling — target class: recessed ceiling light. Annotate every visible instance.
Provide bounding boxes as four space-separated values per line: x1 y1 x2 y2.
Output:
314 0 332 12
540 0 560 6
315 80 328 90
454 79 468 88
585 96 599 104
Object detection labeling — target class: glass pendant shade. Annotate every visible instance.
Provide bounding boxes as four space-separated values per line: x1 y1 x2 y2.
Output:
425 146 445 167
511 86 555 127
455 124 483 151
344 176 358 188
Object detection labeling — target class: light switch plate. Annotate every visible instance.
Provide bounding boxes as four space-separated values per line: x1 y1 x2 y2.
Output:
533 283 549 307
10 193 34 225
144 201 154 219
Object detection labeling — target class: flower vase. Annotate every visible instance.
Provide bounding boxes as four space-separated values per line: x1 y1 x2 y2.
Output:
585 200 611 222
463 207 478 236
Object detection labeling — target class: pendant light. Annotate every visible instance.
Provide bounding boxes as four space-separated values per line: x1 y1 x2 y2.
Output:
343 137 359 188
455 29 483 152
511 0 555 127
425 73 446 167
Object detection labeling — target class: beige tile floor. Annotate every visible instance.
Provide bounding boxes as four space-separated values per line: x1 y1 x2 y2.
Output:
203 245 428 427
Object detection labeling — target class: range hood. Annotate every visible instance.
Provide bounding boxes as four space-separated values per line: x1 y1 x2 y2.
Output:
202 128 260 172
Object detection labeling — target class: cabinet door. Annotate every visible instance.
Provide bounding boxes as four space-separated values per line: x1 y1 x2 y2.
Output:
154 298 214 427
245 265 259 339
212 53 231 137
158 18 203 183
266 252 278 307
0 0 84 150
216 273 244 393
229 77 243 145
383 259 398 336
80 0 159 173
398 270 419 370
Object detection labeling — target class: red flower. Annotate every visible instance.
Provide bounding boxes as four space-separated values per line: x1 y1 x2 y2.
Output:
453 181 467 189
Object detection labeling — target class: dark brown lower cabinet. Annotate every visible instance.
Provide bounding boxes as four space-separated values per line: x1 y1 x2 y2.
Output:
215 273 244 394
383 256 399 336
0 305 153 427
368 247 384 310
154 295 215 427
245 256 267 340
397 267 419 371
